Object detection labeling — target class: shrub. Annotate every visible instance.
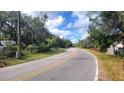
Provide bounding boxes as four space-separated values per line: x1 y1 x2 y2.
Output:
27 45 33 52
0 50 5 59
37 43 49 52
27 44 38 53
4 45 17 57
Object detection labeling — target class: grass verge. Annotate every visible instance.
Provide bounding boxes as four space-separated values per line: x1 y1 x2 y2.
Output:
1 48 65 67
86 49 124 80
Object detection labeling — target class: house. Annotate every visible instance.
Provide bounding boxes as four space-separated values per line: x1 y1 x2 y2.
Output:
106 27 124 55
106 45 115 55
106 41 124 55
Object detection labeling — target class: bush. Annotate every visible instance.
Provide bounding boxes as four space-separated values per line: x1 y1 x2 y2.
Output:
27 44 38 53
0 50 5 59
4 45 17 57
37 43 49 52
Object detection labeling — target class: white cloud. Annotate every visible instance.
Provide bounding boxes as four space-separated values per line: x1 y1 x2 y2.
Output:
46 16 64 29
66 11 89 40
49 28 72 39
73 17 89 29
46 12 90 41
66 23 73 29
78 28 88 34
66 12 89 29
23 11 90 42
80 32 89 40
46 15 72 39
72 11 89 29
71 38 78 43
72 11 87 18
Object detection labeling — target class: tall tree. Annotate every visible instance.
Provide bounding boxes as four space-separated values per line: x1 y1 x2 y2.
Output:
87 11 124 51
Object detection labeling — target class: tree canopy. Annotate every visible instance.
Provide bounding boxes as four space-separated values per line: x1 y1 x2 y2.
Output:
0 11 73 58
79 11 124 52
0 11 72 48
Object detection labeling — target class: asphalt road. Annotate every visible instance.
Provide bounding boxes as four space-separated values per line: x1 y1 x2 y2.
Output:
0 48 98 81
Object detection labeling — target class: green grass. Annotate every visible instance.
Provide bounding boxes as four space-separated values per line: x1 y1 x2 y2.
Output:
85 49 124 80
3 48 65 67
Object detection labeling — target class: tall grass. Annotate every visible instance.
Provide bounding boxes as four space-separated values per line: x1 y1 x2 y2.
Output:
88 49 124 80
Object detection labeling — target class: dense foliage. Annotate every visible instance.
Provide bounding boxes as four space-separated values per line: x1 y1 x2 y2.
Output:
79 11 124 52
0 11 72 59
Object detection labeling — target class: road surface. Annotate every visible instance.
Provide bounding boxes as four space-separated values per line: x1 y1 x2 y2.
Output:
0 48 98 81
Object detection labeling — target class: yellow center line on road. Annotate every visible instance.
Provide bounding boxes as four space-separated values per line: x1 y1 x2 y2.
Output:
13 51 77 81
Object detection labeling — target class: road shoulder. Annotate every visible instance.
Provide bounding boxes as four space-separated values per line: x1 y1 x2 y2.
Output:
79 48 98 81
84 49 109 81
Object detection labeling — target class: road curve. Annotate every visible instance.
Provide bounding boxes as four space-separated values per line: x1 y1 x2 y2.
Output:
0 48 97 81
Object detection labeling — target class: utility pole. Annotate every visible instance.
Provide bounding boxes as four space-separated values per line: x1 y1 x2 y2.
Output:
0 23 2 45
0 31 1 45
16 11 21 59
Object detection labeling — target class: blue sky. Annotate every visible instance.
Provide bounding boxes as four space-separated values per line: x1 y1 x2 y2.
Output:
24 11 89 43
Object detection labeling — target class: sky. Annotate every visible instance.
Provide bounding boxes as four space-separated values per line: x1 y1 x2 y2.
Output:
23 11 90 43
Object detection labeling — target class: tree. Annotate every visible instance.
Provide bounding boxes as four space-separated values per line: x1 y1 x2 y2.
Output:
87 11 121 52
0 12 8 44
0 11 73 58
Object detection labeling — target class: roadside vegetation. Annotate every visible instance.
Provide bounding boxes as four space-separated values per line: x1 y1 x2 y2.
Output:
78 11 124 80
79 12 124 52
0 11 72 68
87 49 124 80
0 48 65 67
